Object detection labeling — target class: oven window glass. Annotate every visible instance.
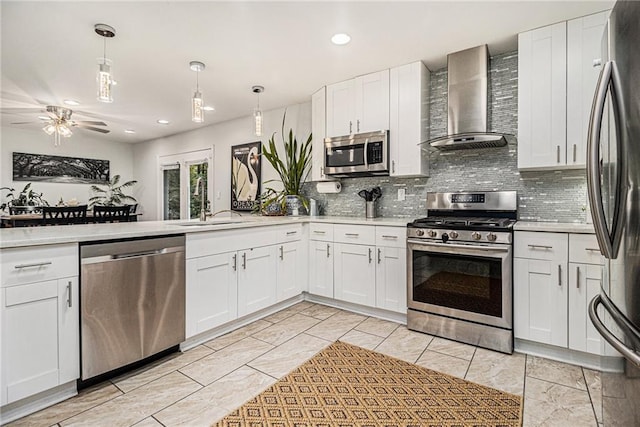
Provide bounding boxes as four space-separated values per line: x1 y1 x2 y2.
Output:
412 251 502 317
326 144 365 167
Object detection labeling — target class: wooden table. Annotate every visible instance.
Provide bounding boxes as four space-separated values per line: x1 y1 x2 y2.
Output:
0 213 139 228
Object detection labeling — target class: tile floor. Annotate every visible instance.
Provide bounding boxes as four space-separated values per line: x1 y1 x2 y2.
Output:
8 301 602 427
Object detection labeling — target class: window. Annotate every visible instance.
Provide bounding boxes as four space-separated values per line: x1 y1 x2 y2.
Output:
158 148 213 220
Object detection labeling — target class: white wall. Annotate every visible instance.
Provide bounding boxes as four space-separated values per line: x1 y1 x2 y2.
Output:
0 126 134 207
132 102 311 221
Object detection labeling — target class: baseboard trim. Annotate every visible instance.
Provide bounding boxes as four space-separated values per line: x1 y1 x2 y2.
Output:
303 293 407 325
515 339 624 372
0 381 77 425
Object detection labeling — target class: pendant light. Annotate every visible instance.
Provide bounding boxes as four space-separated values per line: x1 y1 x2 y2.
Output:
94 24 116 103
190 61 205 123
252 85 264 137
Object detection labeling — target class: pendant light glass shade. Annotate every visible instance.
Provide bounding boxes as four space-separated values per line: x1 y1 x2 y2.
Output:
252 86 264 137
190 61 206 123
95 24 116 103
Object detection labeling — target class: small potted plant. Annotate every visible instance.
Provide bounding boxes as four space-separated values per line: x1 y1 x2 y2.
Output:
88 174 138 207
260 113 312 215
0 183 49 214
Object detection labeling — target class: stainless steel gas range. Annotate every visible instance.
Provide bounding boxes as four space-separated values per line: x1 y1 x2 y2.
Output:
406 191 517 354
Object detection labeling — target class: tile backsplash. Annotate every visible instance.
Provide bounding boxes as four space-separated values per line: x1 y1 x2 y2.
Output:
304 51 588 223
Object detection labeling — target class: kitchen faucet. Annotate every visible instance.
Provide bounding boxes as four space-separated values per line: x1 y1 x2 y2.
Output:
193 177 212 221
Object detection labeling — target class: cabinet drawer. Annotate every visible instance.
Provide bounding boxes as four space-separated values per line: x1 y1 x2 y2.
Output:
569 233 603 265
334 224 376 246
1 243 78 287
514 231 568 262
309 223 334 241
375 226 406 248
273 224 303 243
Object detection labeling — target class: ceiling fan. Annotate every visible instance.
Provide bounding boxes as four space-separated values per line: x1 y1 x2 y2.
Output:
10 105 110 146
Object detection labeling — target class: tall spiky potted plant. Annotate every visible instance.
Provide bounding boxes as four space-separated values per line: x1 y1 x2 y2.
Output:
88 174 138 207
260 113 312 215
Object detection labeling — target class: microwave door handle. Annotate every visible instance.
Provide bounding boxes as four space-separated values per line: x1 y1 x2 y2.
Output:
589 294 640 366
587 60 616 259
363 138 369 168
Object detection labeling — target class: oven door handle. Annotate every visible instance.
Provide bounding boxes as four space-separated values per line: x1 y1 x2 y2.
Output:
407 239 511 253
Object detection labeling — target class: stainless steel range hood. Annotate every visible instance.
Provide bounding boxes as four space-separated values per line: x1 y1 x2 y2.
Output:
427 45 515 150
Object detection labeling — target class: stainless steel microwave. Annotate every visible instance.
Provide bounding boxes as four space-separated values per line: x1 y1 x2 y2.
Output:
324 130 389 177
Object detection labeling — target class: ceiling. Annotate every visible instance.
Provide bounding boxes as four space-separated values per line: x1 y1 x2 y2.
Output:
1 1 613 144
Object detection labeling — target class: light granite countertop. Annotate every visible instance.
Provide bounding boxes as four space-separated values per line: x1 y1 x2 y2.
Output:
514 221 595 234
0 215 412 249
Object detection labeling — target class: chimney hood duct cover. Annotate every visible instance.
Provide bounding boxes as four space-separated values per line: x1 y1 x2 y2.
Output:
426 45 515 150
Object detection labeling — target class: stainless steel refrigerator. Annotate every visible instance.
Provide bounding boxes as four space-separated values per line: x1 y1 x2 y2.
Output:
587 1 640 425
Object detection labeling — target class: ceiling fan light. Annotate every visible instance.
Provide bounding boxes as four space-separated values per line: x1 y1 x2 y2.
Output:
43 123 56 135
58 124 73 138
192 90 204 123
97 62 113 103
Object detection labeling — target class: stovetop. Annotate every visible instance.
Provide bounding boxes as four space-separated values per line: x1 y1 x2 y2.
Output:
409 216 516 230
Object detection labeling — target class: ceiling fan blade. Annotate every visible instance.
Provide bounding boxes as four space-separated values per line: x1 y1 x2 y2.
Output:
76 125 110 134
73 120 107 126
0 108 46 114
10 121 40 125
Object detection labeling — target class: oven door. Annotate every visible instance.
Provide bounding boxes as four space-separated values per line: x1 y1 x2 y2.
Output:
407 239 512 329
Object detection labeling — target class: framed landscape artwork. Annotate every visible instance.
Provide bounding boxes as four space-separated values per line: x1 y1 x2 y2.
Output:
12 152 110 184
231 141 261 211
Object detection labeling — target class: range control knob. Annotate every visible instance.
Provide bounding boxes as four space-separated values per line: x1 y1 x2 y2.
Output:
415 229 425 237
449 231 459 239
428 230 437 238
487 232 497 242
441 233 449 243
471 232 482 240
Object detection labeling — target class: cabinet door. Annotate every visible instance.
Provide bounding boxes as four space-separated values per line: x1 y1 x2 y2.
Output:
186 252 238 338
308 240 334 298
567 12 609 168
518 22 567 169
237 246 277 317
276 241 303 302
58 277 79 385
375 246 407 313
311 87 331 181
569 263 603 354
334 243 376 307
355 70 390 133
326 79 355 137
389 62 429 177
514 258 568 346
1 280 61 405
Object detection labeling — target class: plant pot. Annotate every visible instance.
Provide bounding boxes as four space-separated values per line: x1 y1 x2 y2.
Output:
9 205 43 215
285 195 306 216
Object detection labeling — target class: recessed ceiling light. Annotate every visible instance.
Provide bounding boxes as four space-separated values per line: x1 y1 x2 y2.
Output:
63 99 80 106
157 119 170 125
203 105 215 111
124 129 136 134
331 33 351 45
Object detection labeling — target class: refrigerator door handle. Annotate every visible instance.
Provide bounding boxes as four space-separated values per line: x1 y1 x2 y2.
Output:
586 60 626 260
589 294 640 366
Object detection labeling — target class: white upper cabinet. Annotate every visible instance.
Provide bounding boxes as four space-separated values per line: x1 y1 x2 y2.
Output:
518 11 609 170
311 87 331 182
389 61 430 177
518 22 567 170
326 70 389 137
567 11 609 167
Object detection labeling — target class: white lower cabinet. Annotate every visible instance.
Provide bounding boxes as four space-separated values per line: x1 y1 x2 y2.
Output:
186 252 238 338
276 241 304 302
514 231 604 355
308 240 334 298
1 277 79 406
238 246 278 316
334 243 376 306
375 246 407 313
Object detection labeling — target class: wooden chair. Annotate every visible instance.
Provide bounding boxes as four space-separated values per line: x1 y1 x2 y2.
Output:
42 205 88 225
93 205 131 223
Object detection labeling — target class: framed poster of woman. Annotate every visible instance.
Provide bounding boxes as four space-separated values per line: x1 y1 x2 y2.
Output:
231 141 261 211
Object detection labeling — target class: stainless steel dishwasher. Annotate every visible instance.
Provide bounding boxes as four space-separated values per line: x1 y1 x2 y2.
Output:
80 235 185 380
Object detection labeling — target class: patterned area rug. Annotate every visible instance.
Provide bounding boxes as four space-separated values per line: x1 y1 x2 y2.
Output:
214 341 523 427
